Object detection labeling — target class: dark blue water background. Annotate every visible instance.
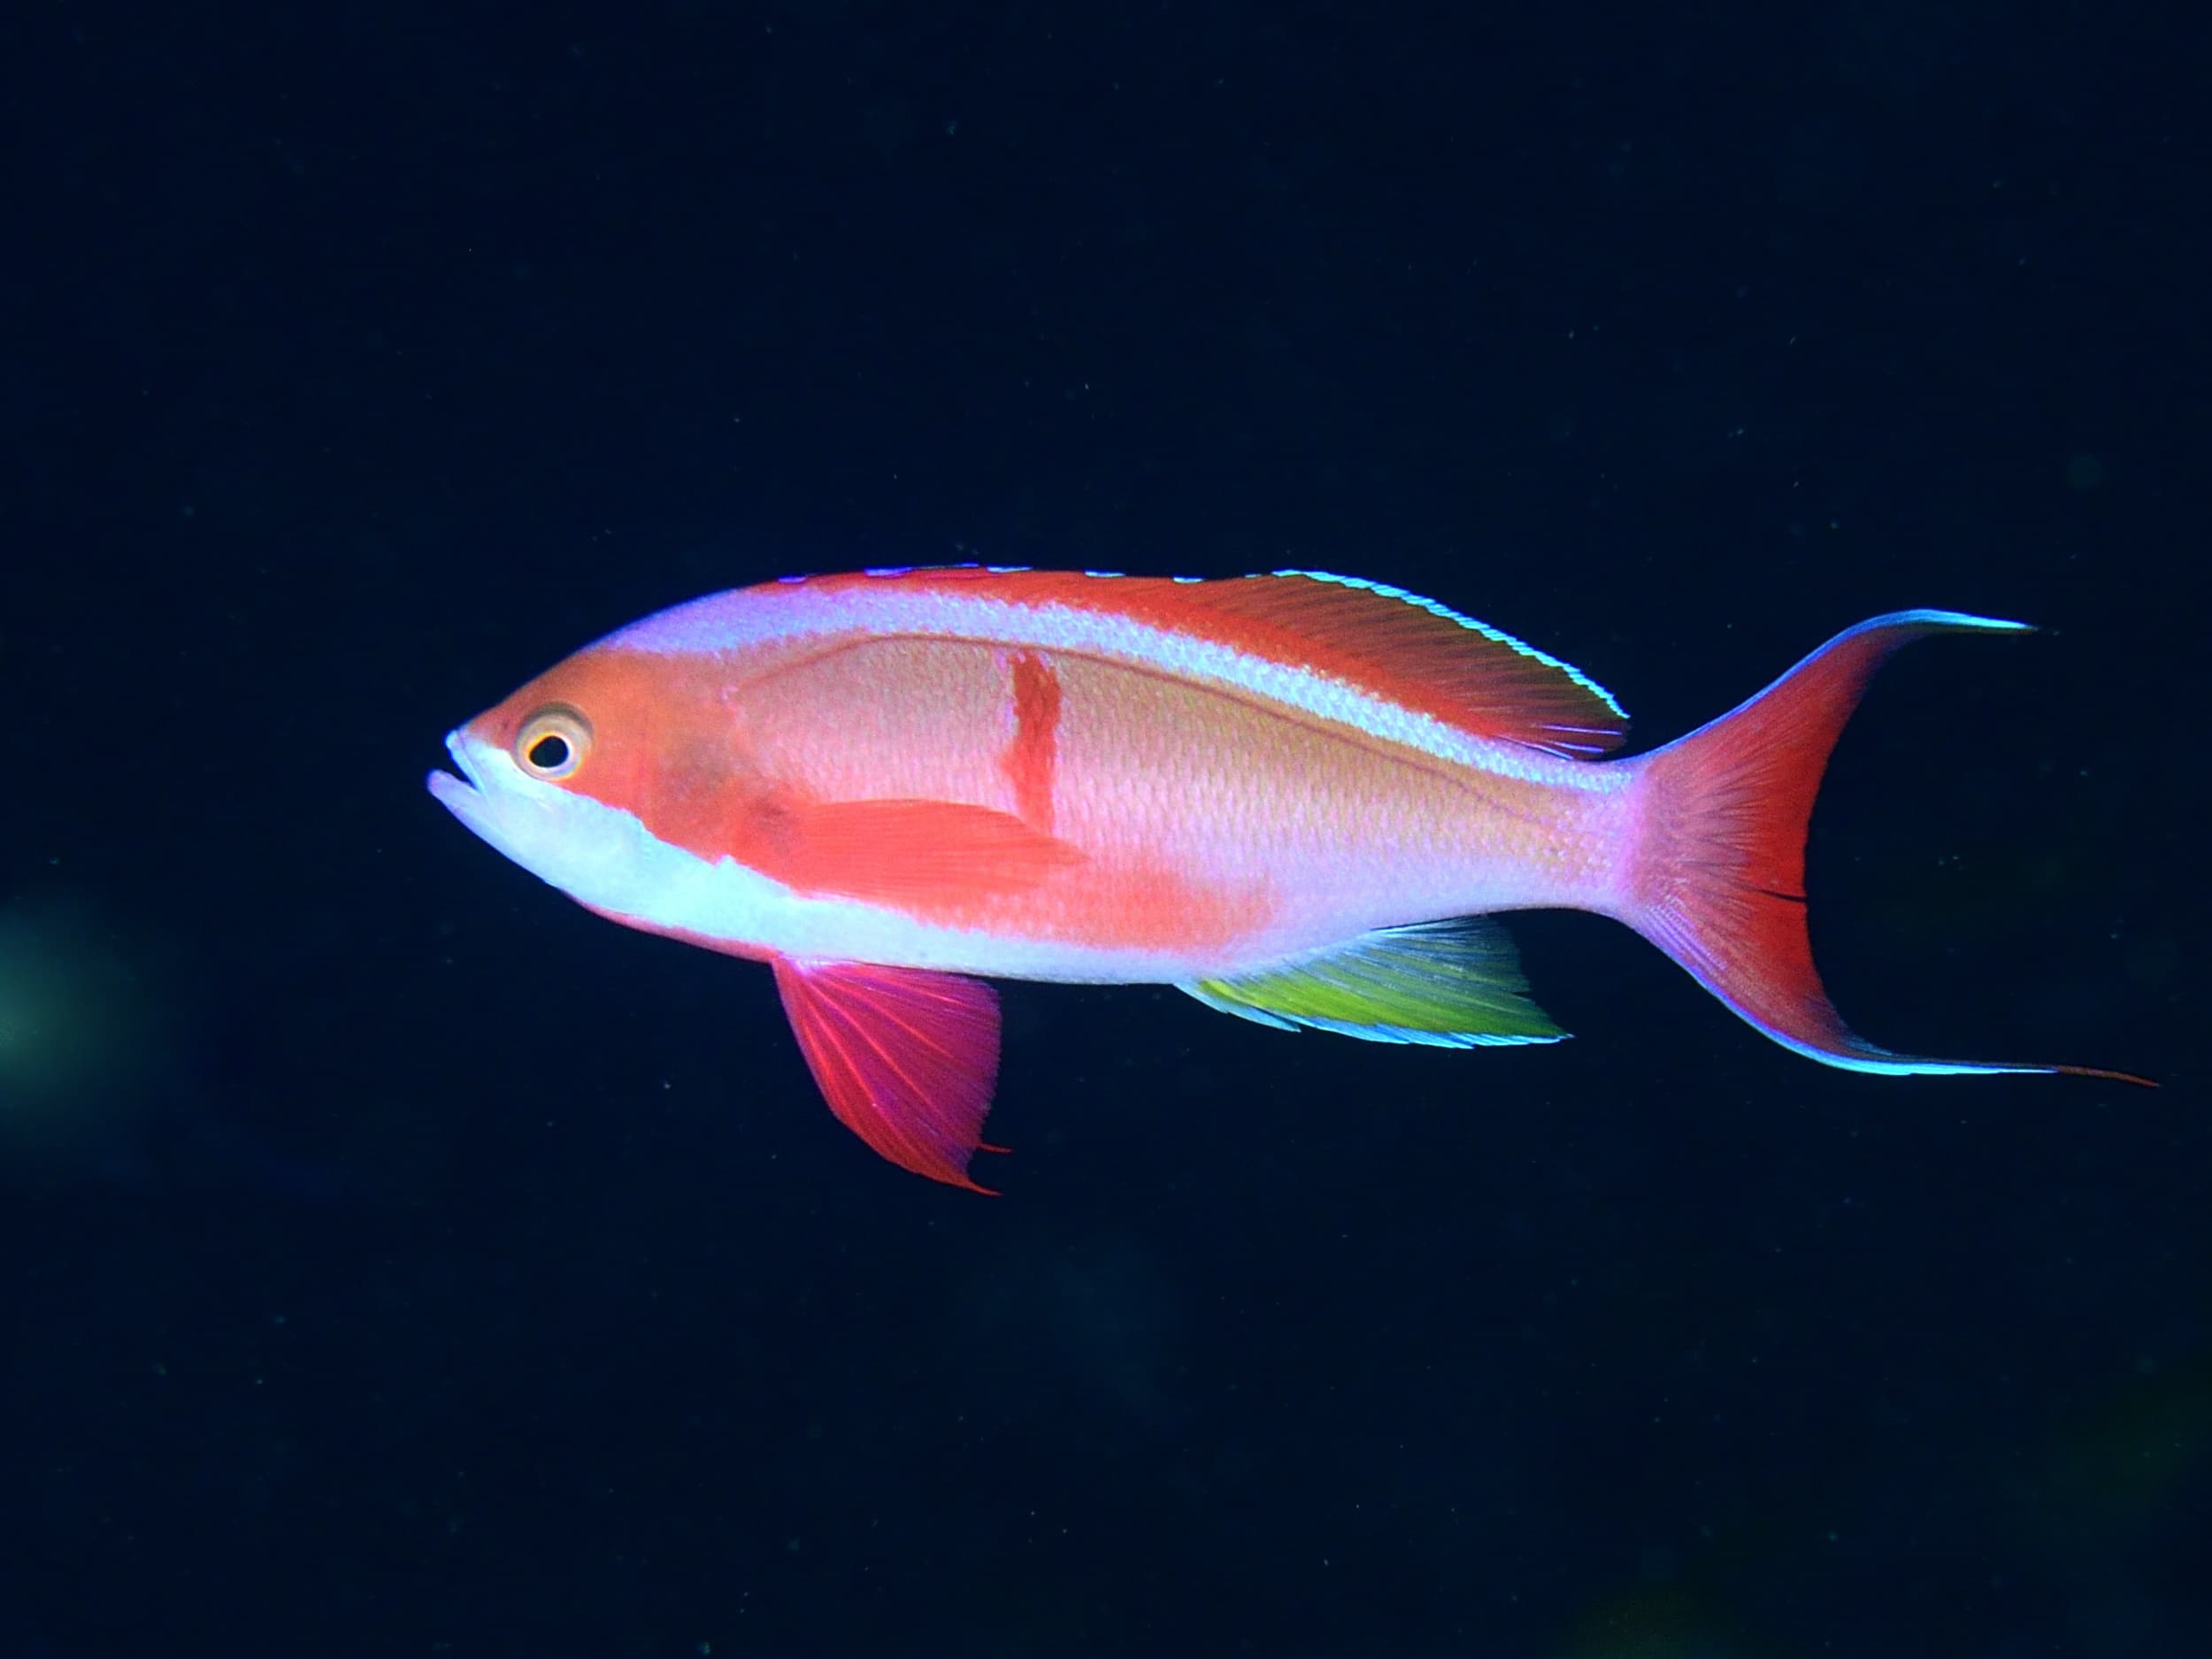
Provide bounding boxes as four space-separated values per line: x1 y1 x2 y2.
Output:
2 4 2199 1655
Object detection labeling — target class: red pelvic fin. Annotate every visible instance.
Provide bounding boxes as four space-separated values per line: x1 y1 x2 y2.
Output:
1621 610 2149 1084
771 957 1006 1190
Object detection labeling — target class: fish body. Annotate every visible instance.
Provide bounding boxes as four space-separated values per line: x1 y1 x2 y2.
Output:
430 566 2139 1189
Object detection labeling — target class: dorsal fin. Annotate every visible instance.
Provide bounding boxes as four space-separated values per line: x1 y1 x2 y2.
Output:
1174 572 1628 757
805 566 1629 758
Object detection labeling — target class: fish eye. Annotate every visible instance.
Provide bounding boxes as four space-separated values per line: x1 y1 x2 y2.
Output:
514 706 592 780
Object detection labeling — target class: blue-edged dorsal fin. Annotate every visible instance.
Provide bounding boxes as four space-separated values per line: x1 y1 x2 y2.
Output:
1179 918 1567 1048
779 568 1631 758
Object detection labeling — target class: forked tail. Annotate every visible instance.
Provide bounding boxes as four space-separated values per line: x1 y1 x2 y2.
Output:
1619 610 2147 1084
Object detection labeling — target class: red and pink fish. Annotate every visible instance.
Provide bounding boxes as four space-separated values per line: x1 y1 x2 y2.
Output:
428 566 2142 1190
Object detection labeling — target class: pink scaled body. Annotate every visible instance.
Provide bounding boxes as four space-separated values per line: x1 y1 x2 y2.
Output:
429 565 2142 1190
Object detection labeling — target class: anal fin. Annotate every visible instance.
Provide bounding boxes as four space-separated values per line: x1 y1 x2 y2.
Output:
1179 918 1566 1048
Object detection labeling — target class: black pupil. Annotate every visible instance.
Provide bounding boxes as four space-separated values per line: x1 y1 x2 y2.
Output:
526 733 572 772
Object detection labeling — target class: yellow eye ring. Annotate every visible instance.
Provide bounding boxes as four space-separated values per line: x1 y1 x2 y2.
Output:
514 705 592 780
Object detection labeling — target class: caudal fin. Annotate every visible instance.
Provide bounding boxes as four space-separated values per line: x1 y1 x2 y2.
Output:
1619 610 2149 1085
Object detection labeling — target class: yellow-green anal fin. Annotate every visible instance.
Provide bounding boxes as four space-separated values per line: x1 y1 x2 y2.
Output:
1179 918 1567 1048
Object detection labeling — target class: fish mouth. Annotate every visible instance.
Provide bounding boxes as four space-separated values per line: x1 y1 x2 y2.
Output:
426 730 490 822
444 730 485 790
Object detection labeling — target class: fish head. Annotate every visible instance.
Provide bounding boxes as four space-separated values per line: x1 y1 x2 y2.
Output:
426 641 741 920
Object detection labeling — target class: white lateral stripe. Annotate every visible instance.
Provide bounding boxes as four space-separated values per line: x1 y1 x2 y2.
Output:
437 730 1222 981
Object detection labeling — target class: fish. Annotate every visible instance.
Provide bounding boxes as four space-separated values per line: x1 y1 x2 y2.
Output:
427 565 2147 1191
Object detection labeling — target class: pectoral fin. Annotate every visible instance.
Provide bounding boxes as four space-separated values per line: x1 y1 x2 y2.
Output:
1180 918 1566 1048
749 797 1083 908
771 956 1006 1191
